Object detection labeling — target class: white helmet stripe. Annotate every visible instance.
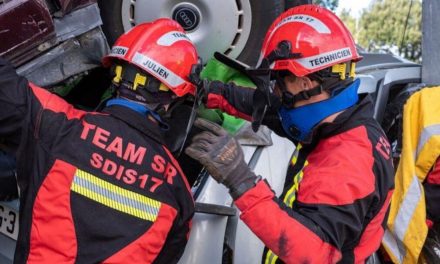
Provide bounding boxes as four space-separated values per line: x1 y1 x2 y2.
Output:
295 47 352 70
274 14 331 34
157 31 193 46
262 14 331 57
132 52 185 88
109 46 129 58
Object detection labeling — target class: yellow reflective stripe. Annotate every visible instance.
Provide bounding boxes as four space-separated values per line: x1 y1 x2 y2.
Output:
71 183 158 222
266 148 307 263
283 160 307 207
291 154 298 165
284 187 295 205
285 172 301 207
284 145 302 205
290 144 302 165
71 169 161 222
264 253 270 264
265 149 308 263
71 183 153 220
265 249 279 264
76 169 161 208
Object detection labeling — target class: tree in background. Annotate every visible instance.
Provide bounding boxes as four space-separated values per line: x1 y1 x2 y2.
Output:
338 8 357 39
357 0 422 62
314 0 339 11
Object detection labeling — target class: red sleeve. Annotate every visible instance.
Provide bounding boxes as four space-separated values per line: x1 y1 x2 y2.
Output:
424 157 440 222
205 81 253 121
235 181 342 263
426 158 440 185
29 83 86 120
234 126 389 263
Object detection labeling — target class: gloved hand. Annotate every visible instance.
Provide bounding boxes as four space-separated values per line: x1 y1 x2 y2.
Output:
199 79 211 103
198 80 227 106
185 118 260 199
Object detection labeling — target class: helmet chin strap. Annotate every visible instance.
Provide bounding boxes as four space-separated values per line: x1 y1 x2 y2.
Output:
278 79 360 143
281 84 324 107
278 73 353 108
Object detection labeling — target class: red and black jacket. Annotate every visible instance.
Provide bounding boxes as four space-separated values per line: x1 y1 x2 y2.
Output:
207 81 395 263
0 58 194 264
424 158 440 225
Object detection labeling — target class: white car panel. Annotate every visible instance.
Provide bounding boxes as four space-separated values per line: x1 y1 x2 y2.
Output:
234 132 295 264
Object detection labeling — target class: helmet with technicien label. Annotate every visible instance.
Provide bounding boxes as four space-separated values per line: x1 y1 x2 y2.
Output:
260 4 362 78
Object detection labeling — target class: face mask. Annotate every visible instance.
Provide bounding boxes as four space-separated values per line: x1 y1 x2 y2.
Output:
278 79 360 143
162 89 203 157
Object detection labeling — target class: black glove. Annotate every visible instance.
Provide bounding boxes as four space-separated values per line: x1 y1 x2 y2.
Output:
185 118 260 199
212 52 273 132
200 79 211 104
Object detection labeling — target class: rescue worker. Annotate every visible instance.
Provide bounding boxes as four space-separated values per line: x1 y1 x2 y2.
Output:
185 5 395 263
425 158 440 226
422 157 440 263
382 86 440 263
0 18 200 263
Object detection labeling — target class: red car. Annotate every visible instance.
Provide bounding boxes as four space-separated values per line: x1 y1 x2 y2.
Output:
0 0 106 87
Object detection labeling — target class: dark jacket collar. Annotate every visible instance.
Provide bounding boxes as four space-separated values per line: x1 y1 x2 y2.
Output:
102 105 165 145
306 94 376 146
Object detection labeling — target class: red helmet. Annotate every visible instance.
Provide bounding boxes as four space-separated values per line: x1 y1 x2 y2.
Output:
102 18 199 97
260 5 362 77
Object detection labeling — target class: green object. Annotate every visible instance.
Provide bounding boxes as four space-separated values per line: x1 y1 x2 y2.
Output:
196 105 224 125
201 58 255 87
222 114 248 134
51 75 84 97
199 58 256 134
